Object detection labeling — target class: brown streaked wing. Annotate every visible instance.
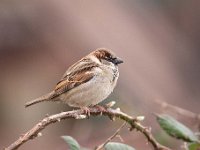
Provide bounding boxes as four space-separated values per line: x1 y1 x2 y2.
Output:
52 72 94 98
51 69 95 99
61 58 96 79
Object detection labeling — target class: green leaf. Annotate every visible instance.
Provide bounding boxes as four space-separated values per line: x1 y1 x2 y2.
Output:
105 142 135 150
156 114 199 143
188 142 200 150
61 136 80 150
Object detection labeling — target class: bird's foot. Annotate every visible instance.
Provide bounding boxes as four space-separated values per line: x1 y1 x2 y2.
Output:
81 107 90 117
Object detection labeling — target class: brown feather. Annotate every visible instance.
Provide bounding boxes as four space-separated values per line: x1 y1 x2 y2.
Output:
51 59 98 99
51 72 94 99
92 48 114 60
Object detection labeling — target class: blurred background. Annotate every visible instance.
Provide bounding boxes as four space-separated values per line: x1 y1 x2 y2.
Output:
1 0 200 149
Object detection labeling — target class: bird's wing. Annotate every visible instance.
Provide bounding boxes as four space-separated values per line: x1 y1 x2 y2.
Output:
50 60 99 99
61 58 92 79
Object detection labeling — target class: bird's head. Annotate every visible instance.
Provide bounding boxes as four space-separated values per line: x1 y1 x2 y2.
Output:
91 48 123 65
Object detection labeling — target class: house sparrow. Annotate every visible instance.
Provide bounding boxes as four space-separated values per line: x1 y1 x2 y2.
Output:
25 48 123 111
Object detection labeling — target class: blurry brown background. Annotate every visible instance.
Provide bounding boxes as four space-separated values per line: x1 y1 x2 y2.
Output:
1 0 200 149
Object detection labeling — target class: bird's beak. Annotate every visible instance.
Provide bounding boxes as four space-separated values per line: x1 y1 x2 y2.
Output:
114 57 123 65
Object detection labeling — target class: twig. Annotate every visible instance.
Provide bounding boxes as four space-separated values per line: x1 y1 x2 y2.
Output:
155 99 200 128
5 107 171 150
95 122 126 150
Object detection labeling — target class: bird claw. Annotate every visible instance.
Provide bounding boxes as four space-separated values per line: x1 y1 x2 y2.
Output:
81 107 90 117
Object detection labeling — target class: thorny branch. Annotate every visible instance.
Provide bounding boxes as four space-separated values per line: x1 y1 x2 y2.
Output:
5 105 171 150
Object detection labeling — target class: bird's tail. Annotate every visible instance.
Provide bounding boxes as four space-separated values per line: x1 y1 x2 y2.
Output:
25 91 55 107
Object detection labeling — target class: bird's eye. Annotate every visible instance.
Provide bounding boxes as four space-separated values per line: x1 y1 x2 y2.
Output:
108 55 112 59
107 56 112 61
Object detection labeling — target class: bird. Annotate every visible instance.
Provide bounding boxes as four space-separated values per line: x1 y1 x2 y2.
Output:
25 48 123 112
